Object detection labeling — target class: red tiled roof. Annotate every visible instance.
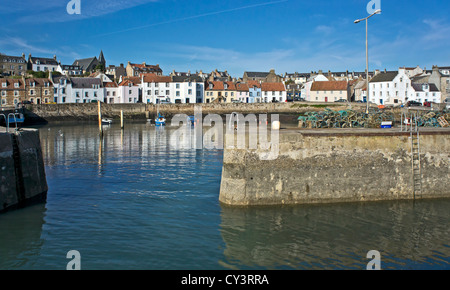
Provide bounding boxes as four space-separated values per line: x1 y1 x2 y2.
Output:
123 76 141 84
235 83 249 91
142 73 171 83
104 81 118 87
206 81 236 91
310 81 348 91
247 80 261 88
0 78 25 89
261 82 285 92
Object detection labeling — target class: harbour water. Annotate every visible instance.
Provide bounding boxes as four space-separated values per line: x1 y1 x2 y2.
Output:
0 121 449 270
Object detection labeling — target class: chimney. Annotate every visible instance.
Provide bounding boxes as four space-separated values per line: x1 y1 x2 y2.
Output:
54 55 57 60
142 62 146 66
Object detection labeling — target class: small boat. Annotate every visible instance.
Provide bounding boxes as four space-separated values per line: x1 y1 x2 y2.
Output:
155 113 166 126
1 112 25 126
102 118 113 125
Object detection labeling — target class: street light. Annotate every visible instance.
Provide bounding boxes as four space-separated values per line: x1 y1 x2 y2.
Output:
355 9 381 114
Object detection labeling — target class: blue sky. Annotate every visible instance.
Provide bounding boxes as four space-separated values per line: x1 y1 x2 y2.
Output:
1 0 449 77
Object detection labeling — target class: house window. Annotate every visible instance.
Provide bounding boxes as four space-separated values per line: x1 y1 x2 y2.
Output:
30 90 35 95
85 92 89 97
188 89 192 95
129 90 132 94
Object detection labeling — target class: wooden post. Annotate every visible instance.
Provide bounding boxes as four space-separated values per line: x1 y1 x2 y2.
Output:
98 101 102 136
121 110 124 129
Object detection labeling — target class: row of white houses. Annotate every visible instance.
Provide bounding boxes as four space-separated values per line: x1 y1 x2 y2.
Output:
51 72 287 104
301 67 446 105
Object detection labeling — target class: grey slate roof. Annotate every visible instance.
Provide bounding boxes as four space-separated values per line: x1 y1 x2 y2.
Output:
1 54 27 63
411 83 440 92
369 71 398 83
171 75 203 82
73 57 97 70
29 56 58 66
71 78 102 88
245 72 270 78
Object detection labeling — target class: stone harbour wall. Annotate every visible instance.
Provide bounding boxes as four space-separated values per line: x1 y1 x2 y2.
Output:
219 130 450 206
0 129 48 213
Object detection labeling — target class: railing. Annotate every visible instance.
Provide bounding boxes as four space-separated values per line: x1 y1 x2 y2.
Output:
0 113 19 133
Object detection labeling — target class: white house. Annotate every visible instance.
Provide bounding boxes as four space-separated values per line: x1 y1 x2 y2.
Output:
57 64 83 76
368 69 413 105
141 73 204 104
411 83 441 104
260 82 287 103
105 82 119 104
302 73 329 101
51 75 104 104
118 79 140 103
28 54 59 72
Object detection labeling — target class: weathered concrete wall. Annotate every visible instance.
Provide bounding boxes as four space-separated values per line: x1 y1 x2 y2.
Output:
219 130 450 206
24 102 355 122
0 129 48 213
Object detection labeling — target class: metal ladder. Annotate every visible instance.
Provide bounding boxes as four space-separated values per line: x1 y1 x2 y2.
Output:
409 112 422 200
401 110 422 200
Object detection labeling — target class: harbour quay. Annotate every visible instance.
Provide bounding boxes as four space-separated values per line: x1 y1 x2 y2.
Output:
0 128 48 213
219 128 450 206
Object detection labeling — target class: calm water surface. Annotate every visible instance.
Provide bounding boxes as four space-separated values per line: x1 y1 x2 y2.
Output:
0 122 449 270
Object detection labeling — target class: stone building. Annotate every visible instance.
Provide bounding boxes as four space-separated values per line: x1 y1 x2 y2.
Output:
126 62 162 77
0 53 27 76
24 78 54 104
243 69 281 83
0 78 26 106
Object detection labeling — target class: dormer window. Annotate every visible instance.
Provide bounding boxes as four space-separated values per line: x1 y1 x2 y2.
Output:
209 83 213 89
224 83 228 90
14 82 19 88
36 60 40 65
1 83 6 88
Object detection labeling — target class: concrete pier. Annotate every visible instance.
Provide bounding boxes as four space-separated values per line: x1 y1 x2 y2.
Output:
0 128 48 213
219 128 450 206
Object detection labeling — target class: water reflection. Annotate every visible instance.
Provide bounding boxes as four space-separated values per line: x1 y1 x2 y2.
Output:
219 200 450 270
0 204 46 269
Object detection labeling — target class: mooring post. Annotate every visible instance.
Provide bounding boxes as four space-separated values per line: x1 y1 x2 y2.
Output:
121 110 124 130
98 101 103 136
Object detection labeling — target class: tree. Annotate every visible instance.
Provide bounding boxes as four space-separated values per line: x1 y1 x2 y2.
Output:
94 63 105 72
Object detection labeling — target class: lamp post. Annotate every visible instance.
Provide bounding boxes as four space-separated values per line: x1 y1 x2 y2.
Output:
355 9 381 114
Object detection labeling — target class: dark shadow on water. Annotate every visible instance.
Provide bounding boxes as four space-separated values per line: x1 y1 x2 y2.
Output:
219 199 450 270
0 203 46 270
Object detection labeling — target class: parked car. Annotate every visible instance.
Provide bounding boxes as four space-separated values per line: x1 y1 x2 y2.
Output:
20 101 32 105
423 101 432 107
294 97 305 102
445 98 450 109
406 101 421 107
334 99 348 103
